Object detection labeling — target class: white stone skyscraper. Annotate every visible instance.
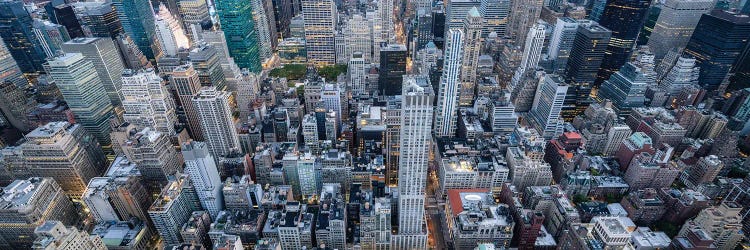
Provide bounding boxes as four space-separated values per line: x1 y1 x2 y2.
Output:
548 17 579 74
349 52 367 95
509 21 547 93
529 74 568 139
434 29 464 137
458 7 482 106
302 0 336 65
192 86 240 159
344 14 372 62
646 0 714 59
379 0 394 43
121 68 178 135
507 0 543 47
61 37 125 107
154 4 190 57
393 75 433 250
182 141 223 218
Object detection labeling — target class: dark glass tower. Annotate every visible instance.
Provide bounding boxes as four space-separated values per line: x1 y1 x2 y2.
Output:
684 10 750 93
563 21 611 120
432 3 446 49
378 44 408 96
216 0 262 72
636 5 661 46
77 2 125 39
111 0 158 59
51 4 85 38
272 0 293 38
0 0 46 73
594 0 651 85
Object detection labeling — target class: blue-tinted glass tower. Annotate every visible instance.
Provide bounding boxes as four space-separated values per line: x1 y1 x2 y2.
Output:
0 1 47 73
594 0 652 85
111 0 157 59
216 0 262 72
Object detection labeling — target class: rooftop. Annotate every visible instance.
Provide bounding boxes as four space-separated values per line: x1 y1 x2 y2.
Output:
92 220 147 247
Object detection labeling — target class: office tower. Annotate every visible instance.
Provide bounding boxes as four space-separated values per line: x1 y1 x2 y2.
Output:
682 155 724 188
446 0 481 30
415 8 434 54
458 7 482 106
344 14 372 63
435 29 464 137
658 56 700 97
563 21 611 120
603 124 632 156
392 75 433 250
480 0 510 37
335 31 347 64
378 44 408 96
348 53 367 96
180 211 212 248
647 0 714 59
83 156 152 223
183 141 224 218
684 10 750 93
112 0 157 59
121 69 178 135
0 81 35 132
490 93 519 133
118 127 181 188
149 175 199 245
155 4 190 57
252 0 276 62
32 19 71 58
0 178 77 249
62 37 126 107
189 44 227 90
0 40 26 88
21 122 106 196
597 58 652 115
509 22 546 97
321 83 342 128
170 65 203 140
302 0 336 65
679 202 744 250
74 1 124 38
507 0 543 47
0 1 46 73
193 87 241 159
49 4 85 39
548 17 579 74
45 53 115 147
529 74 568 139
215 0 261 72
317 184 346 250
177 0 211 40
379 0 394 43
594 0 651 85
33 221 107 250
432 4 447 49
115 34 153 70
272 0 294 38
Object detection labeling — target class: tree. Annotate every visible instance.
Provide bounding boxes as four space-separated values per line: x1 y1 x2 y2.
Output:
318 64 348 81
269 64 307 80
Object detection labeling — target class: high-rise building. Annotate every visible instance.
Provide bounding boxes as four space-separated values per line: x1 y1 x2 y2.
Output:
177 0 211 41
316 184 347 250
509 21 546 98
190 44 228 90
435 29 464 137
193 87 241 159
597 59 652 115
45 53 115 147
563 21 611 120
684 10 750 93
149 175 200 245
393 75 433 249
48 4 85 39
154 4 190 57
348 52 367 96
594 0 652 85
415 9 434 54
114 33 153 70
379 0 394 43
182 141 224 218
678 202 744 250
480 0 510 37
111 0 158 59
0 178 78 248
529 74 568 140
252 0 276 62
82 156 152 223
32 19 71 59
343 14 372 63
0 81 34 132
120 68 177 135
506 0 543 47
215 0 262 72
74 1 124 39
302 0 336 65
62 37 125 107
646 0 714 59
0 39 26 88
548 18 579 74
32 220 107 250
117 127 182 188
0 1 46 73
171 64 204 140
446 0 481 30
378 44 407 96
458 7 482 106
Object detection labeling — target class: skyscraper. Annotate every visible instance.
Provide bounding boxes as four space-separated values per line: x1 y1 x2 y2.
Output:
171 64 204 140
74 1 124 39
154 4 190 57
480 0 510 37
458 7 482 106
32 19 71 58
548 17 579 74
529 74 568 139
563 20 611 120
189 44 227 90
435 29 464 137
506 0 543 47
348 52 367 96
62 37 125 107
111 0 158 59
32 221 107 250
215 0 262 72
379 0 394 43
594 0 651 85
121 68 178 135
646 0 714 60
251 0 275 61
0 1 46 73
45 53 115 147
48 4 85 39
684 10 750 93
0 39 27 88
394 75 433 250
177 0 211 40
378 44 408 96
302 0 336 65
509 21 546 98
446 0 481 30
192 87 241 159
148 175 199 245
182 141 223 218
343 14 372 63
597 53 653 115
